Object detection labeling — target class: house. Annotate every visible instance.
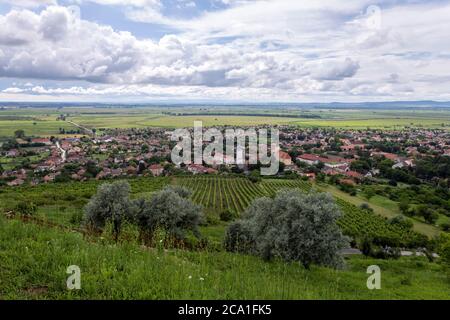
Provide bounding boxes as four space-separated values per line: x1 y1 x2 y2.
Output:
371 152 399 162
7 178 24 186
149 164 164 176
279 151 292 166
6 149 19 157
305 172 316 180
187 164 210 175
296 154 328 165
341 144 365 151
343 170 363 182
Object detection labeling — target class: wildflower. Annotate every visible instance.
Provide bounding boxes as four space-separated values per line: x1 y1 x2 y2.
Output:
199 277 205 281
188 275 192 279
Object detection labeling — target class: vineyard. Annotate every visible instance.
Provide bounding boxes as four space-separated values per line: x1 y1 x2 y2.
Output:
0 175 427 247
174 176 311 214
174 176 427 247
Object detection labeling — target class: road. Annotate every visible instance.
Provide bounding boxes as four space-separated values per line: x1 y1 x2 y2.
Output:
67 120 94 136
56 141 66 162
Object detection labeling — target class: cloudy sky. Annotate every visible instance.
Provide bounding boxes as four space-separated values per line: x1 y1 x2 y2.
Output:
0 0 449 103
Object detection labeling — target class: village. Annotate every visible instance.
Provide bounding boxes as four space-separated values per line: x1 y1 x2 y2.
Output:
1 126 449 187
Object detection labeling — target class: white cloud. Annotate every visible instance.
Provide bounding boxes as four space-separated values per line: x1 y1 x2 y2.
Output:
0 0 57 8
0 1 450 101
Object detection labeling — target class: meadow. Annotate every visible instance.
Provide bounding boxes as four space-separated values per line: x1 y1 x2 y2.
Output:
0 118 78 138
0 215 448 300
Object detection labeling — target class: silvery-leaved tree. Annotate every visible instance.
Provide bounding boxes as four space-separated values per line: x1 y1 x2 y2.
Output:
225 189 349 269
134 186 203 242
84 181 134 241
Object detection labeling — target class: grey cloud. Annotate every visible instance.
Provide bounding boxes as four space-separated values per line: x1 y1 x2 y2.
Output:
313 58 360 81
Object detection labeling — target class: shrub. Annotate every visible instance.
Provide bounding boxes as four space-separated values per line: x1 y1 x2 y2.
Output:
226 190 349 269
84 181 134 241
359 237 373 256
389 215 413 230
134 186 204 242
219 209 238 222
15 201 37 216
69 211 84 226
359 203 373 212
101 221 140 244
224 221 254 253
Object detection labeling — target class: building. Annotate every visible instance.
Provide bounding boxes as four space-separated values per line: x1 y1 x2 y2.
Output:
279 151 292 166
149 164 164 176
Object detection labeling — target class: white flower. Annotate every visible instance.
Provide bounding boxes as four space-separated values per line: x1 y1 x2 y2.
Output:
199 277 205 281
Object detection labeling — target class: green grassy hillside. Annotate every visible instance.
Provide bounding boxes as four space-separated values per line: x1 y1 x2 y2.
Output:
0 215 448 300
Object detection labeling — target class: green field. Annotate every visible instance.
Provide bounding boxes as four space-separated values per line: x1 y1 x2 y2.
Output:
2 106 450 139
173 176 428 247
295 118 450 129
68 114 301 129
315 184 441 238
0 215 448 299
0 119 77 138
0 176 448 299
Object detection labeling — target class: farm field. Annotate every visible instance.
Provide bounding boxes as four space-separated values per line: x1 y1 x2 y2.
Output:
0 176 431 247
295 118 450 129
173 176 429 247
0 215 448 300
1 106 450 139
0 119 77 138
68 114 302 129
315 183 441 238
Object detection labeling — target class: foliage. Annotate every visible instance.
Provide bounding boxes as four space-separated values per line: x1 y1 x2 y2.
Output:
227 190 349 269
134 186 204 242
1 215 449 299
389 215 413 230
223 221 254 253
15 201 37 216
219 208 238 222
84 181 134 240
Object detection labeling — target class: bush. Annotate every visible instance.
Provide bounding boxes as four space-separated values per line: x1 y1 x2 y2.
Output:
224 221 254 253
134 186 204 242
69 211 84 226
220 209 238 222
15 201 37 216
225 190 349 269
101 221 140 244
359 203 374 212
84 181 134 241
359 237 373 256
389 215 413 230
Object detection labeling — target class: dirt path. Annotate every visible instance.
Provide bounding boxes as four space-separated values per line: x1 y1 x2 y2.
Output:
67 120 94 136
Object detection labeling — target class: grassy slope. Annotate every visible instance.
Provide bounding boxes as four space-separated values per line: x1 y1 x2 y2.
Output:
315 183 440 238
0 216 448 300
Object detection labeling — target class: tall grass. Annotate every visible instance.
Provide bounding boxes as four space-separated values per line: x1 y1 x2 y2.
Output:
0 215 448 300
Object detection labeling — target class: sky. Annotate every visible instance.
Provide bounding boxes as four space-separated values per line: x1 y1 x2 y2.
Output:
0 0 449 103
